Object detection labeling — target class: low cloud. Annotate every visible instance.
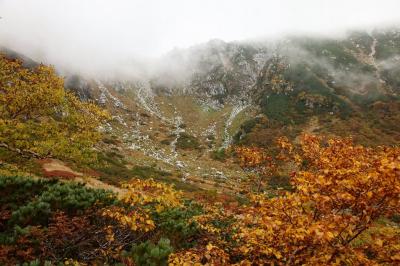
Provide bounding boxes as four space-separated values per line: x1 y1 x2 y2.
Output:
0 0 399 77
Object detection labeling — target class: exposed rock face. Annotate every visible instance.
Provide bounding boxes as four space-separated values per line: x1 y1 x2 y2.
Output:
65 75 93 101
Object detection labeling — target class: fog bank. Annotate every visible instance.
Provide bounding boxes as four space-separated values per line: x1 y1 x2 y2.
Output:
0 0 399 77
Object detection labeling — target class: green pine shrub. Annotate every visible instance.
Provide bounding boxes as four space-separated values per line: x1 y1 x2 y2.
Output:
126 238 173 266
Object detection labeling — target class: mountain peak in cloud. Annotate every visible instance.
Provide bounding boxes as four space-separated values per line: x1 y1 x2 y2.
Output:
1 0 399 76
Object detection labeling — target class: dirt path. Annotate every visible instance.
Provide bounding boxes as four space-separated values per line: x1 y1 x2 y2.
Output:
41 159 127 197
40 158 242 198
41 159 83 178
75 175 127 197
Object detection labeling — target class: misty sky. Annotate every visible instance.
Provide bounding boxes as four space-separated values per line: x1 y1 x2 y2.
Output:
1 0 399 75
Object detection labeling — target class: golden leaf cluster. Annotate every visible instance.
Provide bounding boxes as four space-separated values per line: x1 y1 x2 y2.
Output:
172 135 400 265
102 178 182 233
0 55 109 163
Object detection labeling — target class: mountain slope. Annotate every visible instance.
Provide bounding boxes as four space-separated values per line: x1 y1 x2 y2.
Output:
3 27 400 191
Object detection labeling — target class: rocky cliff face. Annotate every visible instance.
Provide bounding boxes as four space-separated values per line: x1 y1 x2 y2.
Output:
90 28 400 136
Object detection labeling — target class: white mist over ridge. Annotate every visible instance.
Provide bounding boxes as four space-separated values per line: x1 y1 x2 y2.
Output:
0 0 400 77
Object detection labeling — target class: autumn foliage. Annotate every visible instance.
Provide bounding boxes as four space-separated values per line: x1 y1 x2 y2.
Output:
170 135 400 265
235 146 277 192
0 54 109 163
1 135 399 265
0 53 399 265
